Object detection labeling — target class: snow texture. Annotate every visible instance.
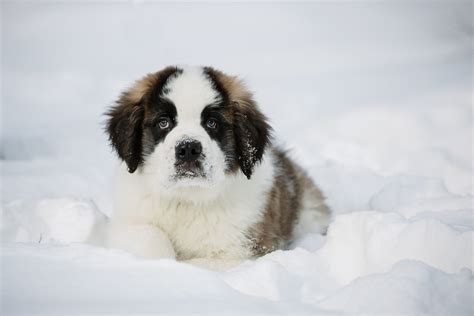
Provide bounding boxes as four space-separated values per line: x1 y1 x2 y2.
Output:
1 1 473 315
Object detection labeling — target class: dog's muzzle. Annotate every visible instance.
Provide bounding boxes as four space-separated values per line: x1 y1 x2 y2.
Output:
174 139 205 179
175 140 202 162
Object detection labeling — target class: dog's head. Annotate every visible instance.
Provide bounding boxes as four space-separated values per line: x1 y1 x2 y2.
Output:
106 66 271 194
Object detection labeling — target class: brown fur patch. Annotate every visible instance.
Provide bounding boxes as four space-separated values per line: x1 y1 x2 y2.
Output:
124 73 159 105
203 67 254 110
203 68 329 249
247 147 329 256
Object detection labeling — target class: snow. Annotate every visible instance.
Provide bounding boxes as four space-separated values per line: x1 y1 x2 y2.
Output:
2 198 107 244
1 1 473 315
318 261 473 315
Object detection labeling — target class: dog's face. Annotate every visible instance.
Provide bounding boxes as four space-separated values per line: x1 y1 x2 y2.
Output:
106 66 271 195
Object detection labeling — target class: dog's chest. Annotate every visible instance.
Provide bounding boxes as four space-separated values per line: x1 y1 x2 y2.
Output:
153 200 260 260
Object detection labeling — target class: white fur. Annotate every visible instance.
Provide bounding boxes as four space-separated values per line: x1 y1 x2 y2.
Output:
144 67 227 194
106 67 276 262
107 152 275 261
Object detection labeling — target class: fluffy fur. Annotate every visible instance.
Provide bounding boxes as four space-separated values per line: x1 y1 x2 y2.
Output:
105 66 330 268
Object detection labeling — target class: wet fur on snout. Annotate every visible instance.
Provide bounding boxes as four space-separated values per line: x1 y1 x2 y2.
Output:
105 66 330 264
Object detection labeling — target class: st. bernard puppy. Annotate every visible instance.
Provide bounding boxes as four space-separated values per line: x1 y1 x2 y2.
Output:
105 66 330 268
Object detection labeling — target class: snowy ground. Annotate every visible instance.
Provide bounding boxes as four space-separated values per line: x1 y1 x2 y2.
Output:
1 1 473 315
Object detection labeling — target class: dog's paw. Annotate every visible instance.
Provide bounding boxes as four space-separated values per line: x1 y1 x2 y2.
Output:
106 222 176 259
183 257 243 271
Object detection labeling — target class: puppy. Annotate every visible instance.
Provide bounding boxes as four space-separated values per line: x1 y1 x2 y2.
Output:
105 66 330 267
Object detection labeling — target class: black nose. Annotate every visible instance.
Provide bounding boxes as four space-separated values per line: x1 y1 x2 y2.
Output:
175 140 202 162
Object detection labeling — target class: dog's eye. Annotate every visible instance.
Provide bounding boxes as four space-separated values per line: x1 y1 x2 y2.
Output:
206 118 218 129
158 117 171 129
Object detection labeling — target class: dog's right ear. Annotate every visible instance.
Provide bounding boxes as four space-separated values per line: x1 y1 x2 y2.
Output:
105 88 146 174
105 67 181 173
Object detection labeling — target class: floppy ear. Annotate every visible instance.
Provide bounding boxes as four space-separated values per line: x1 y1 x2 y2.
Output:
202 66 271 178
233 100 271 179
105 67 181 173
106 91 145 173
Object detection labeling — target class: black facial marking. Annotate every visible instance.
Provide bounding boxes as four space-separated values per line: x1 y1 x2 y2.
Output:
203 67 229 105
149 67 183 103
201 106 227 138
105 66 182 173
200 68 240 171
143 68 183 151
200 104 237 171
142 98 178 154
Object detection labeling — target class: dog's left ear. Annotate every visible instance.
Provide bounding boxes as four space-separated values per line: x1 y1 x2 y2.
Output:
233 99 271 179
202 66 271 179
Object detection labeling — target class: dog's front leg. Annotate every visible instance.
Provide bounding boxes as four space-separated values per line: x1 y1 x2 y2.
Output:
106 221 176 259
183 258 243 271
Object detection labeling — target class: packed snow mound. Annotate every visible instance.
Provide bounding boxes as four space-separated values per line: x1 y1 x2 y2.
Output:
2 198 106 244
318 260 473 315
305 104 473 195
317 211 473 285
2 243 472 315
5 208 471 314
